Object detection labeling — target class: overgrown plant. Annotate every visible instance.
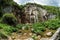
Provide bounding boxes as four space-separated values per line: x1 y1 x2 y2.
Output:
44 19 60 30
1 13 17 26
32 23 46 35
0 23 18 39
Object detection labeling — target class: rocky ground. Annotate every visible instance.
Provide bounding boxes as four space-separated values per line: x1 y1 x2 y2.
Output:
8 30 53 40
0 29 60 40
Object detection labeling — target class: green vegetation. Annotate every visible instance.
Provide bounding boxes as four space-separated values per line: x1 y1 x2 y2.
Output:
44 19 60 30
0 23 18 38
31 19 60 34
0 18 60 38
32 23 46 34
1 13 17 26
42 6 60 18
16 19 60 35
0 0 60 39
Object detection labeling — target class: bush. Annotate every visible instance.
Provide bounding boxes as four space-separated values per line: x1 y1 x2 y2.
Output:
32 23 46 34
0 23 18 35
16 24 31 30
0 32 8 39
0 23 18 38
44 19 60 30
16 24 24 29
1 13 17 26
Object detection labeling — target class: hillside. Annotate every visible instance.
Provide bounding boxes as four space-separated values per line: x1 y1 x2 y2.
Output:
0 1 60 23
0 0 60 40
24 3 60 17
20 3 60 23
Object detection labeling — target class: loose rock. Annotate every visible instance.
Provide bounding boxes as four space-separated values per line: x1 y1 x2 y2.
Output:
46 32 52 37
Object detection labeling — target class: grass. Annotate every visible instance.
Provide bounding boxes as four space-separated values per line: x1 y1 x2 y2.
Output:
0 19 60 39
16 19 60 35
44 19 60 30
0 23 18 38
32 23 46 34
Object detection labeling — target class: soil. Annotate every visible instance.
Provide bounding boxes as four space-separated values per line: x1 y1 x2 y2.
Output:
9 29 56 40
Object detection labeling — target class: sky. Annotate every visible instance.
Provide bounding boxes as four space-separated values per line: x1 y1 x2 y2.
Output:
13 0 60 7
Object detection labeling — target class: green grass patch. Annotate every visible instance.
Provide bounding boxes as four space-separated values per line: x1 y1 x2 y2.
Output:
0 23 18 38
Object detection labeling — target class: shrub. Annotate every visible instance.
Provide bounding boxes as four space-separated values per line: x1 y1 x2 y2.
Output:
0 23 18 35
16 24 31 30
0 23 18 38
44 19 60 30
32 34 37 40
32 23 46 34
23 24 31 30
0 32 8 39
1 13 17 26
16 24 24 29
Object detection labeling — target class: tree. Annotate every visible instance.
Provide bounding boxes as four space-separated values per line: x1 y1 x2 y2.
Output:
0 0 14 6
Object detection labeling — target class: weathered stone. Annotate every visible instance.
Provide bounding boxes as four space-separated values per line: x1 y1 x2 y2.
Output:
25 38 34 40
22 26 26 30
24 4 48 23
37 35 41 39
46 32 52 37
24 4 56 23
29 33 32 36
50 28 60 40
23 33 27 35
40 38 49 40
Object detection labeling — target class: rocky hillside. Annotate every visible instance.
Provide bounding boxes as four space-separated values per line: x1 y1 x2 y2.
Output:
0 0 60 23
22 3 59 23
0 0 60 40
